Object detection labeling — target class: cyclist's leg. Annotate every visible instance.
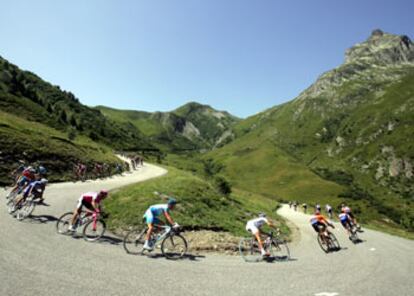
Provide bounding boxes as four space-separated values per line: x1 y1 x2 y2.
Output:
69 199 84 229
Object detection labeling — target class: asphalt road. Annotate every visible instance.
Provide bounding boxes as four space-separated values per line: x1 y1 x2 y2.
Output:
1 164 413 296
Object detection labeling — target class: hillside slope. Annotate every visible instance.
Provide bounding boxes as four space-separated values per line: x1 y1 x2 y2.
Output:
209 30 414 232
96 102 239 152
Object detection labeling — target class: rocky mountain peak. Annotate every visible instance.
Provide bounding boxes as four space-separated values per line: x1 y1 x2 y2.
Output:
345 30 413 65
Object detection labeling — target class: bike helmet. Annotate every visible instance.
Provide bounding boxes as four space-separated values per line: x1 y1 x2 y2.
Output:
38 166 47 175
258 212 267 218
40 178 48 185
167 198 177 206
99 190 109 197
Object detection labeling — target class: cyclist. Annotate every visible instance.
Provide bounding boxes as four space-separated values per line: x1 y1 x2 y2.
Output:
338 210 353 238
245 213 275 257
12 178 48 211
341 203 360 229
68 190 109 231
143 198 179 251
310 210 334 245
10 161 26 185
7 166 36 197
326 204 333 219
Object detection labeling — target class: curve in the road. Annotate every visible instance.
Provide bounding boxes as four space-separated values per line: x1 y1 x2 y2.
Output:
1 165 413 296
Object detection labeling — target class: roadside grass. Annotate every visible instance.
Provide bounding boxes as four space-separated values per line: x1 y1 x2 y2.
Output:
105 166 289 237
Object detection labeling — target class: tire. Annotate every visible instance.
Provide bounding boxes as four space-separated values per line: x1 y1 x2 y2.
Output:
56 212 75 234
82 219 106 242
317 234 330 253
239 237 262 262
271 239 290 261
123 228 147 255
7 197 17 214
16 199 35 221
161 234 187 260
350 227 359 243
328 232 341 251
6 190 17 201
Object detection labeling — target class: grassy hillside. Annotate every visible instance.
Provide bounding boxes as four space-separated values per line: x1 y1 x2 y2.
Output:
105 166 289 237
0 55 152 151
207 33 414 234
0 110 119 184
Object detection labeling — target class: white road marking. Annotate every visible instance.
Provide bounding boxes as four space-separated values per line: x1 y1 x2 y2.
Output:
370 248 376 251
315 292 339 296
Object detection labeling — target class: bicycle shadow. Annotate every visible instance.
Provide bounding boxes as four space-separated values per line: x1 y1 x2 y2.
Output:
263 256 297 263
71 234 123 246
24 214 59 224
145 252 206 262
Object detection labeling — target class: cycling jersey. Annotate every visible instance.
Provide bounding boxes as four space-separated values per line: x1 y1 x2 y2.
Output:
144 204 170 224
80 192 102 204
22 169 35 180
310 214 328 225
246 217 268 234
339 213 350 222
23 181 45 198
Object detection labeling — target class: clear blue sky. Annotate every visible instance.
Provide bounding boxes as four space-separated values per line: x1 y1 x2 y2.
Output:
1 0 413 118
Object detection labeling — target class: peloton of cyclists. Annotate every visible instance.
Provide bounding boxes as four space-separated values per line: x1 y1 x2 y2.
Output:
143 198 179 251
12 178 49 212
245 213 276 257
68 190 109 232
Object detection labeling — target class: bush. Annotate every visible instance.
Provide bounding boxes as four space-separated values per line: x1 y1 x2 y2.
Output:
214 175 232 196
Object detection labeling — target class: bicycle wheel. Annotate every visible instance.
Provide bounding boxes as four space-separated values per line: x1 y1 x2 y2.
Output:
16 200 35 221
6 190 18 201
239 237 262 262
82 219 106 242
271 239 291 261
328 233 341 251
317 234 330 253
56 212 74 234
161 234 187 260
123 228 147 255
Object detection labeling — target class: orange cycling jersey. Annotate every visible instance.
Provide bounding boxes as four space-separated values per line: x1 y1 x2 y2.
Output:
310 213 329 225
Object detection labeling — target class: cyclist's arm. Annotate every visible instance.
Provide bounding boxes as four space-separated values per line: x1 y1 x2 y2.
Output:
91 200 100 212
163 211 174 225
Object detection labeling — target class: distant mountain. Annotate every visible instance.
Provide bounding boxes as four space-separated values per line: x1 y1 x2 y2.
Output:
209 30 414 232
96 102 240 152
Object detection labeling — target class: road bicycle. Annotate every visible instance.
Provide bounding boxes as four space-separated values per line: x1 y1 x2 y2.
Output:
347 220 361 243
239 229 290 262
7 193 38 221
317 226 340 253
56 210 106 242
123 224 188 260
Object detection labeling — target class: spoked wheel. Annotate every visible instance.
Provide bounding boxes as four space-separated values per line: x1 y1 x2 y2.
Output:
123 228 147 255
239 237 262 262
271 239 291 261
317 234 330 253
161 234 188 260
328 233 341 251
16 199 35 221
6 190 18 201
83 219 106 242
7 198 18 214
56 212 75 235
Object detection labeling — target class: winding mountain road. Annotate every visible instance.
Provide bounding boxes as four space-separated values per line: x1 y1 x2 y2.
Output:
1 164 413 296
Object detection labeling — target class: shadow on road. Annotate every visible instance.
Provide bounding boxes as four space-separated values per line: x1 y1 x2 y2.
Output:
146 253 206 262
71 234 123 245
25 214 59 224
